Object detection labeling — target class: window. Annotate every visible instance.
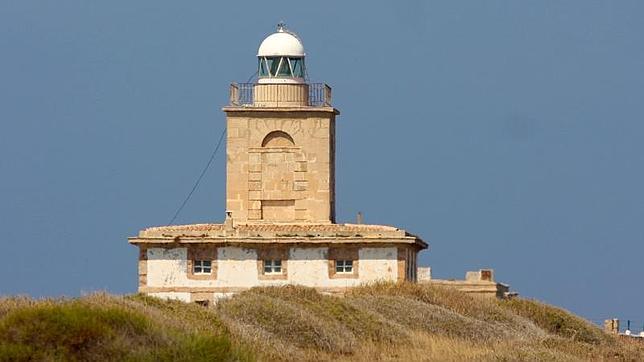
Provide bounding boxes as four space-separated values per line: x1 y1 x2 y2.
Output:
257 249 288 280
328 248 359 279
264 259 282 274
193 260 212 274
277 58 292 76
267 57 280 76
258 56 305 78
194 300 210 307
335 260 353 273
259 58 269 76
188 247 217 280
290 58 304 77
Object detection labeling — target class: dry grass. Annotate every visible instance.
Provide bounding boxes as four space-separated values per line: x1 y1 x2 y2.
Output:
217 283 644 361
1 283 643 361
347 282 545 342
216 285 400 360
500 297 612 345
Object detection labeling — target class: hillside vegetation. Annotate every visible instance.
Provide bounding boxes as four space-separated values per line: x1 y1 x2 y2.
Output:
1 283 642 361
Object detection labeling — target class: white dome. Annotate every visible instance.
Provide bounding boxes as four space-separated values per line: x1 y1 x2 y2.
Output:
257 29 305 57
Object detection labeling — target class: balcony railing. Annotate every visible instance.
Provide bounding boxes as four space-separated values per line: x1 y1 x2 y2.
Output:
229 83 332 107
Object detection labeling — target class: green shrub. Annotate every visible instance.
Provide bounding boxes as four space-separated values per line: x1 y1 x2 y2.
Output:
0 296 251 361
0 302 150 359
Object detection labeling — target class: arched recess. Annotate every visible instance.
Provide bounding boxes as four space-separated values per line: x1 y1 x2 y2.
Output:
261 130 295 147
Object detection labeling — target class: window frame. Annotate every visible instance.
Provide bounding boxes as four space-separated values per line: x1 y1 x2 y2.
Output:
328 247 359 279
263 259 283 274
335 260 353 274
257 248 289 280
276 57 292 76
193 259 212 275
290 57 304 78
258 58 269 77
187 246 218 280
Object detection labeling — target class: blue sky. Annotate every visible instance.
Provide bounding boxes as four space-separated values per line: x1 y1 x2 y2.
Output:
1 1 643 324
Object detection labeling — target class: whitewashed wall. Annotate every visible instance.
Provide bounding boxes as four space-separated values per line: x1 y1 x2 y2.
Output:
359 247 398 283
148 292 191 302
146 246 398 289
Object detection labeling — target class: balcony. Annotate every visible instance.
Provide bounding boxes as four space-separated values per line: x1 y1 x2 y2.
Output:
229 83 332 107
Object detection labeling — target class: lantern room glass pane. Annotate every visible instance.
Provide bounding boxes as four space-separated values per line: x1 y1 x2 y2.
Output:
266 57 280 76
290 58 304 77
258 58 268 76
277 57 292 76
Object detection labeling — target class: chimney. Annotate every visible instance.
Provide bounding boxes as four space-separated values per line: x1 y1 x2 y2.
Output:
224 211 234 232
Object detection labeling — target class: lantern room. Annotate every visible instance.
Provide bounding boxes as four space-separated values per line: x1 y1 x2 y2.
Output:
257 23 306 84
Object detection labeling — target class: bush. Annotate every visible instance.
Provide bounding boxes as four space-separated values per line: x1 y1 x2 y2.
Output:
0 296 251 361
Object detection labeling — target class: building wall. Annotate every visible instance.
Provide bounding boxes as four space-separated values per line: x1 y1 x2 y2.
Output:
148 292 191 303
225 110 336 223
143 245 405 296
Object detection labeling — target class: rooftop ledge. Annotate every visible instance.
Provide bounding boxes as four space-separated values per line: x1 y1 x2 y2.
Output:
128 222 428 249
222 106 339 115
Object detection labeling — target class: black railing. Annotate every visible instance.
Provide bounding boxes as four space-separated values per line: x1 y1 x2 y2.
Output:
229 83 332 107
309 83 332 107
230 83 254 105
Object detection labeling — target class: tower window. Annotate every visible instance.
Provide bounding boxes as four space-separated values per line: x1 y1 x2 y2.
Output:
335 260 353 273
263 259 282 274
193 260 212 274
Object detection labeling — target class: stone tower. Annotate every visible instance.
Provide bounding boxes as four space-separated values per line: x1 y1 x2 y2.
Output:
223 24 337 224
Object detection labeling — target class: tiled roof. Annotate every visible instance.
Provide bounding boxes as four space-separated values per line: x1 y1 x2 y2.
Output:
142 223 399 234
144 223 225 233
132 222 427 248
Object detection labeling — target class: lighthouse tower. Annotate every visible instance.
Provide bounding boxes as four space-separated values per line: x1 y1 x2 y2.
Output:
225 24 337 224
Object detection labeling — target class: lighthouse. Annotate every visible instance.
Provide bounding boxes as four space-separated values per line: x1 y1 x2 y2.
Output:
129 24 427 305
225 23 337 224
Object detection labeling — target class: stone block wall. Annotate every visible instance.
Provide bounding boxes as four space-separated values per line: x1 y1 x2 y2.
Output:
225 109 336 224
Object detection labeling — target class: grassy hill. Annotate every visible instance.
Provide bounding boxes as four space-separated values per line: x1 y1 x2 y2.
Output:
1 283 642 361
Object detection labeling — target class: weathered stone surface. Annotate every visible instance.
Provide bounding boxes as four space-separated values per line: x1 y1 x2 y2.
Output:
426 269 510 299
417 266 432 282
224 107 337 224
